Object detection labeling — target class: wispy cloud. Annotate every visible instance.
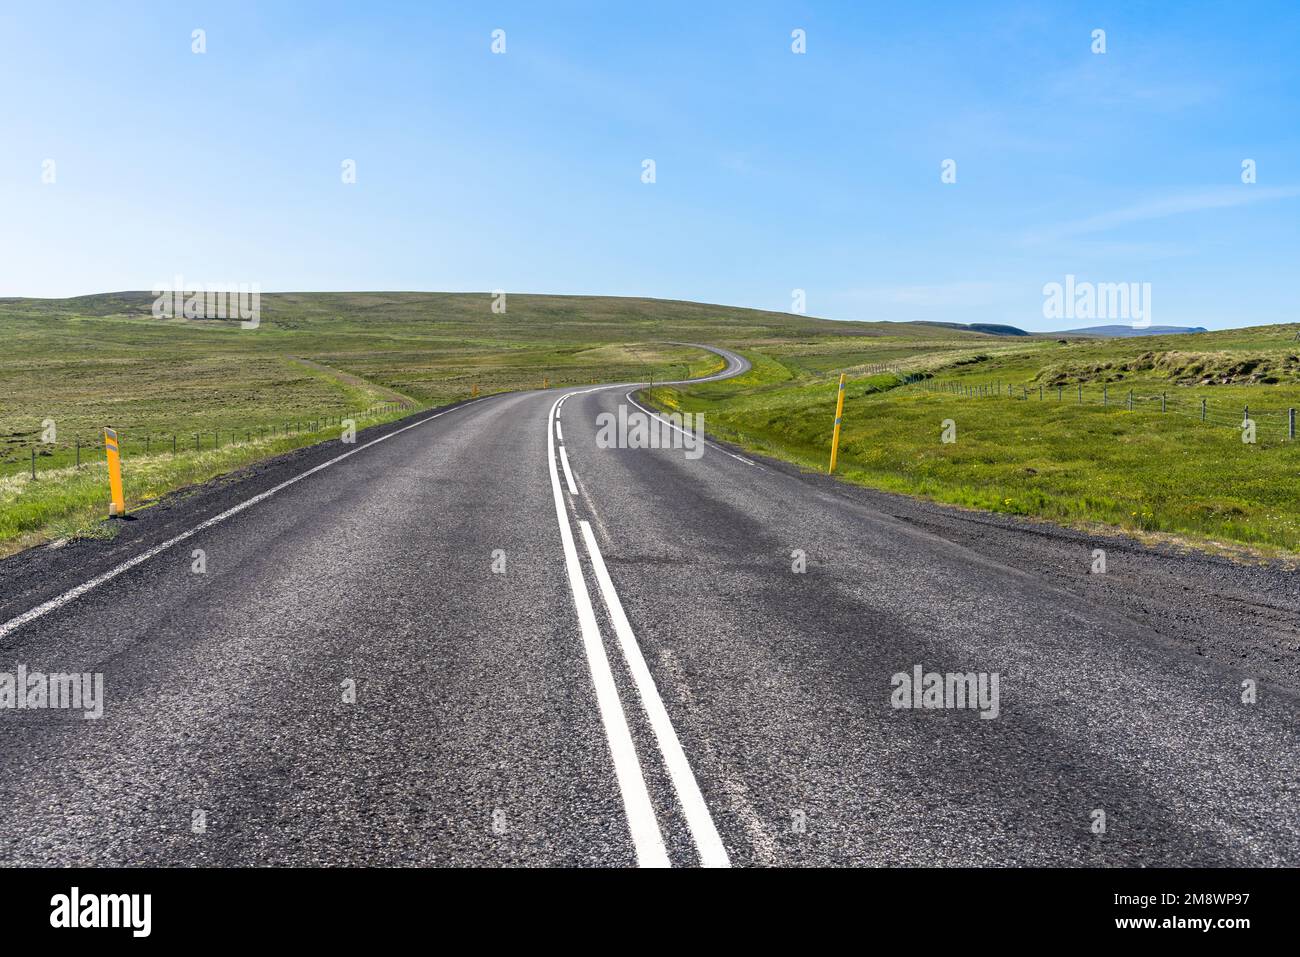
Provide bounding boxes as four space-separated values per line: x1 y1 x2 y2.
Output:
1024 185 1300 245
1039 57 1221 112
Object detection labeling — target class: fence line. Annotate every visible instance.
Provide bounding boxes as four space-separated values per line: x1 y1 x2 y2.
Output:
9 400 419 482
902 378 1298 441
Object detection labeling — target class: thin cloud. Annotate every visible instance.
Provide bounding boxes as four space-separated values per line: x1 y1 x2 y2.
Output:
1025 186 1300 244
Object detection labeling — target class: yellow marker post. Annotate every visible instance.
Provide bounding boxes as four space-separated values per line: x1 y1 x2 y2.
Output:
104 427 126 517
471 384 479 398
543 377 549 389
828 373 847 474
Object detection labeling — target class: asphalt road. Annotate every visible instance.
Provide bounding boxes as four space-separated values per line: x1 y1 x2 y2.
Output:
1 346 1297 867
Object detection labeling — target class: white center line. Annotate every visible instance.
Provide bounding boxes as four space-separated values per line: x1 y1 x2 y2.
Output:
559 445 579 496
546 395 669 868
579 520 731 868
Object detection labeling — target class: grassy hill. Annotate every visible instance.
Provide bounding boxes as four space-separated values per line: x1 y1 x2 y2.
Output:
7 290 1298 558
0 291 990 554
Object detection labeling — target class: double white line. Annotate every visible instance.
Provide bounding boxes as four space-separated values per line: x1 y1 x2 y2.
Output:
546 392 729 868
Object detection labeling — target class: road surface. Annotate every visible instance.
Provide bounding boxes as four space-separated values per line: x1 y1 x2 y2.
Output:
1 346 1297 867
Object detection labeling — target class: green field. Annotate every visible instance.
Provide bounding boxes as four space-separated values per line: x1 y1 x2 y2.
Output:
3 291 982 555
648 323 1300 556
5 291 1300 558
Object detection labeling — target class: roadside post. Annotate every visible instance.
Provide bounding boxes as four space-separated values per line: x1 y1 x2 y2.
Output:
104 427 126 517
828 373 847 474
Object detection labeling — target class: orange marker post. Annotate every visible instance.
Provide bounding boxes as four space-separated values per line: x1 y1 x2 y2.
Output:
828 373 847 474
104 427 126 517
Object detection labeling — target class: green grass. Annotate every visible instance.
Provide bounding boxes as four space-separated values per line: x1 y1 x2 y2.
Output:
2 291 985 554
0 423 375 555
649 322 1300 555
9 288 1299 558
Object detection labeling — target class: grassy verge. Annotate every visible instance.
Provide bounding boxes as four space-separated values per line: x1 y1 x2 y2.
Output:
649 333 1300 556
0 407 414 558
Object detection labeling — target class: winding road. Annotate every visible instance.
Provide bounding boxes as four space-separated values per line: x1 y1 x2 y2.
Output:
1 345 1297 867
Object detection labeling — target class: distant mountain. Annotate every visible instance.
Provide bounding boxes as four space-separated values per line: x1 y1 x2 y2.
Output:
914 321 1031 337
1061 324 1208 337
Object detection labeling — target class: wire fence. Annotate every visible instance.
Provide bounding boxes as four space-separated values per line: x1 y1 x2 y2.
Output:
8 400 418 482
903 377 1298 441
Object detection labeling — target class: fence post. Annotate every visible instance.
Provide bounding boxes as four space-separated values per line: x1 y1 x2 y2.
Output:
1103 386 1108 406
76 440 80 469
173 434 177 454
1058 385 1062 401
1039 385 1043 400
1161 393 1166 413
1127 390 1132 411
1201 398 1206 422
1290 408 1296 440
31 447 36 480
1078 383 1082 404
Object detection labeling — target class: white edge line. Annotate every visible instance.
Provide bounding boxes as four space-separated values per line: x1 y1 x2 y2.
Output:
547 394 669 868
0 397 494 643
558 445 579 496
579 520 731 868
556 420 564 441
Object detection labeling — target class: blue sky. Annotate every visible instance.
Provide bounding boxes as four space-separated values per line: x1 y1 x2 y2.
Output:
1 1 1296 330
